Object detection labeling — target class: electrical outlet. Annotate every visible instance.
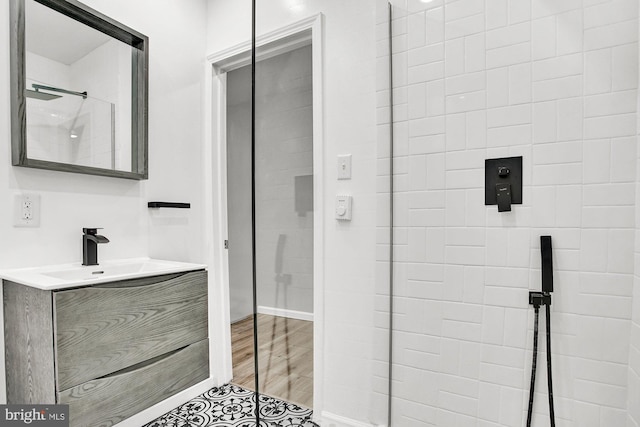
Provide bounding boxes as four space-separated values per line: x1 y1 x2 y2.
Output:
14 193 40 227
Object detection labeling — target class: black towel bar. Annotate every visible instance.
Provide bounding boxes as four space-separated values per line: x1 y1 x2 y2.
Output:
148 202 191 209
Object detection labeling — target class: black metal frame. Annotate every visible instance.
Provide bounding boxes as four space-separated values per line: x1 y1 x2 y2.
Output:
387 3 395 427
251 0 261 423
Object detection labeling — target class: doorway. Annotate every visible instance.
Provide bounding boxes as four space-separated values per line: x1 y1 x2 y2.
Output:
225 44 314 408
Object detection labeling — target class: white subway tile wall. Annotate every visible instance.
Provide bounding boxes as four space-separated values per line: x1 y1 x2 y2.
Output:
377 0 640 425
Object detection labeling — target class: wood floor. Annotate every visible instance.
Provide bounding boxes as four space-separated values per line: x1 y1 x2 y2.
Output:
231 314 313 408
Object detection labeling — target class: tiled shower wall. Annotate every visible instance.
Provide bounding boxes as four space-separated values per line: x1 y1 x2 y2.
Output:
377 0 640 425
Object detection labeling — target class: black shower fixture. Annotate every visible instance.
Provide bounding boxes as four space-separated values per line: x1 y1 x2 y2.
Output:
485 156 523 212
526 235 556 427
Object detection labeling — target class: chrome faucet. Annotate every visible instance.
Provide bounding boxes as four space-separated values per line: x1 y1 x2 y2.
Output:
82 228 109 266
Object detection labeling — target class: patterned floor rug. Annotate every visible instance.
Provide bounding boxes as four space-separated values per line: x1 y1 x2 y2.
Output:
143 384 316 427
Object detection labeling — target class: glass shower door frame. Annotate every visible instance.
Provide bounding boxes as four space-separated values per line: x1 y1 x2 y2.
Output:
203 12 326 420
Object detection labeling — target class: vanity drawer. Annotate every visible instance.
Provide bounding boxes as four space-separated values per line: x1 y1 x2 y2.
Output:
58 339 209 427
54 270 208 391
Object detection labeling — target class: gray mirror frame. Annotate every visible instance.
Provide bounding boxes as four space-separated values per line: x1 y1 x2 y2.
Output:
9 0 149 180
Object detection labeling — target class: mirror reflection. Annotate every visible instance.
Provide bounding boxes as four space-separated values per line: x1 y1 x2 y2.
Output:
11 0 148 179
25 0 132 171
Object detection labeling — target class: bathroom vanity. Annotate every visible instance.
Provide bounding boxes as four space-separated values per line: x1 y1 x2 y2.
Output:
1 259 209 427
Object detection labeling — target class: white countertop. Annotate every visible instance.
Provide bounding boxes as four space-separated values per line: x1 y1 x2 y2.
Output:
0 258 207 290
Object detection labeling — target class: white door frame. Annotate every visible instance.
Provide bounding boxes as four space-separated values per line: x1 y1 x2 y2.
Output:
202 13 325 415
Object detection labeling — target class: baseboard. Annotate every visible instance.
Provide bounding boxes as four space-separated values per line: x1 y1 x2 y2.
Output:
319 411 379 427
257 305 314 321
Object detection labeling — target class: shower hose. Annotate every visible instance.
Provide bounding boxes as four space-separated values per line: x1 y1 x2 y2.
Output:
526 302 556 427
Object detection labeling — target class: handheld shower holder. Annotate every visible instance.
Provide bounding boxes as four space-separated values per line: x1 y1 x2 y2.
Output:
529 291 551 308
526 235 557 427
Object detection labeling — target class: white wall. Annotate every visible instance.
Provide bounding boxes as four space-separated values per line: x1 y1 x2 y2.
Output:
0 0 207 403
382 0 639 426
77 0 208 264
207 0 380 423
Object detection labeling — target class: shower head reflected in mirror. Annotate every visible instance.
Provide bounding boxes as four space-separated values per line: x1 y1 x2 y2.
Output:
25 83 88 101
25 88 61 100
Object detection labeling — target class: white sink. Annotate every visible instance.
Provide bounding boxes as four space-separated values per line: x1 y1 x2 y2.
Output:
42 260 178 281
0 258 207 290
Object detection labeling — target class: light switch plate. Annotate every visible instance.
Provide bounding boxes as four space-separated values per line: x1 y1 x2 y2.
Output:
335 195 352 220
337 154 352 180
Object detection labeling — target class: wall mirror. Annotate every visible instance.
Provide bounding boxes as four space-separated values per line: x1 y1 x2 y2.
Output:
10 0 149 179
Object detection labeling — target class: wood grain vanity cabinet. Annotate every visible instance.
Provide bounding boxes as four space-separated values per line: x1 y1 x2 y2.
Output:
3 269 209 427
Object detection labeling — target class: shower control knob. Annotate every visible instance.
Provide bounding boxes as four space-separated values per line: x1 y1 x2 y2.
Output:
498 166 510 177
